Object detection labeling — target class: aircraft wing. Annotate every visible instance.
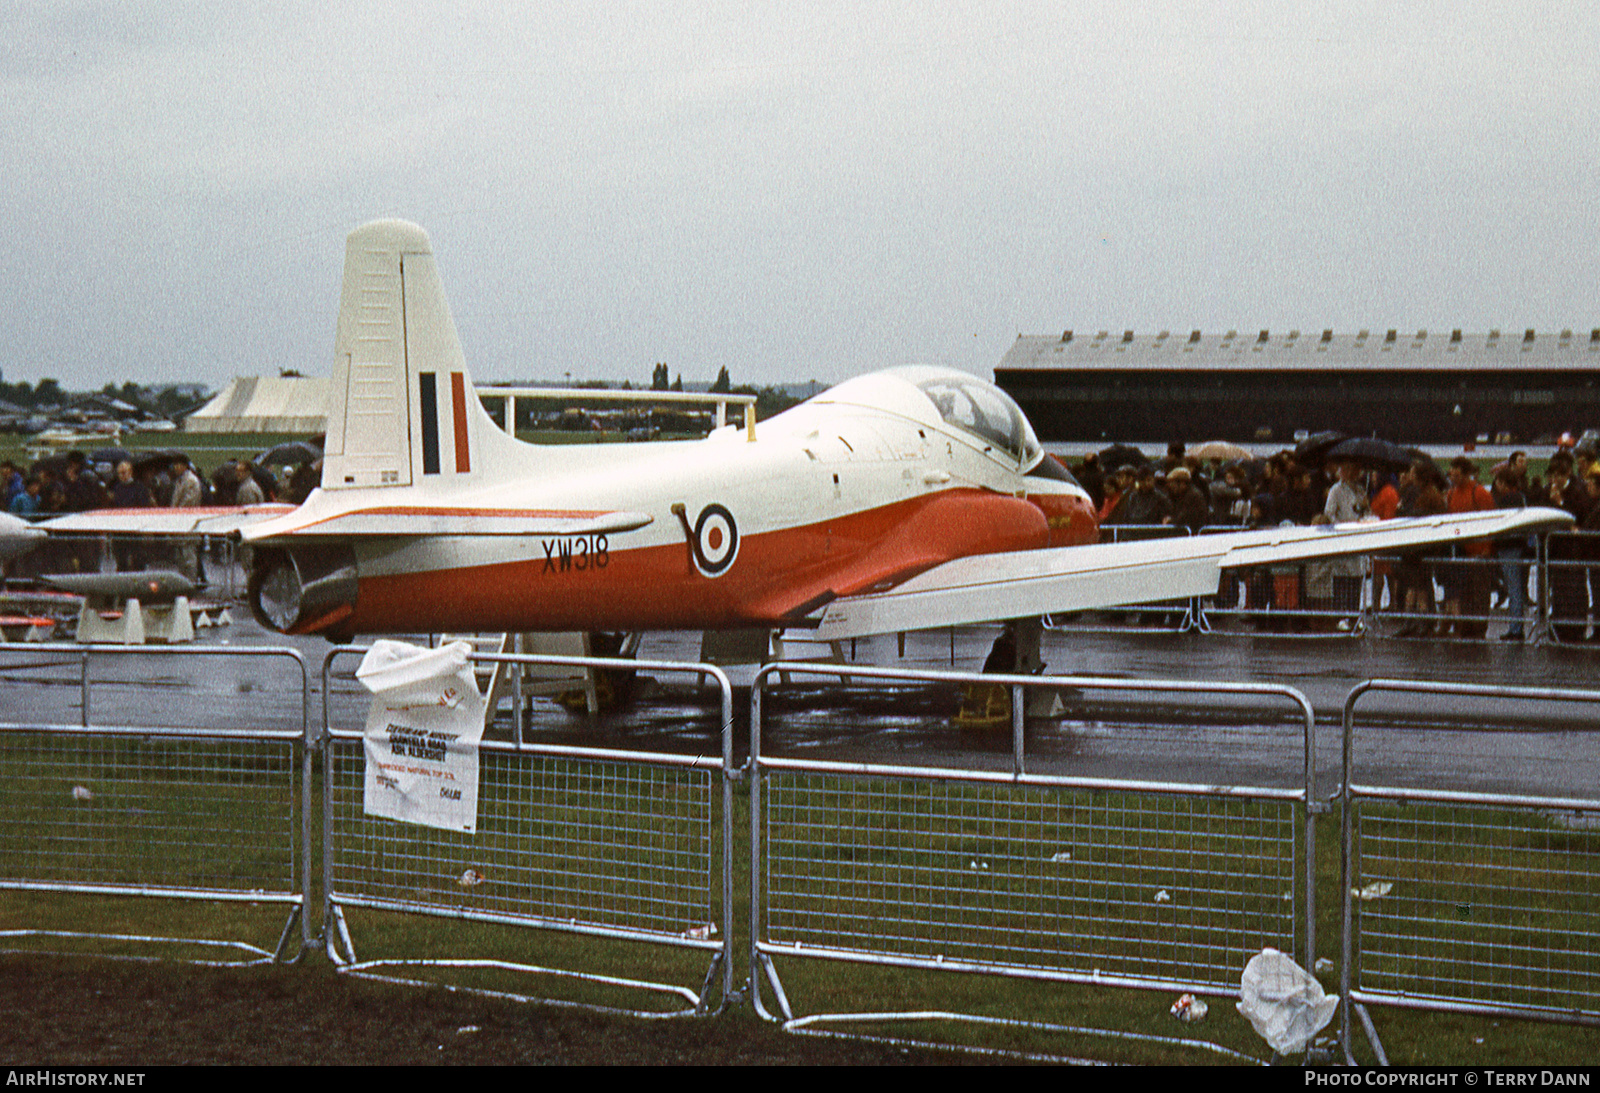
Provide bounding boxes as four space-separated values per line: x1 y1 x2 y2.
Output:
811 507 1573 640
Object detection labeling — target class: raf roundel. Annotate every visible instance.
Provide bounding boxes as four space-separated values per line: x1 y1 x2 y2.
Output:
691 504 739 577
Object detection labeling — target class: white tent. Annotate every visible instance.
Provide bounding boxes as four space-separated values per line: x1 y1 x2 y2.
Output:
182 376 329 434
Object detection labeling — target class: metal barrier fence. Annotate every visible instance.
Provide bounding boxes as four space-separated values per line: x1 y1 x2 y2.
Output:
8 634 1600 1060
1546 529 1600 644
1339 680 1600 1064
1200 521 1372 635
1046 524 1198 633
1203 550 1533 638
320 647 736 1017
1047 524 1548 641
1197 526 1559 642
0 642 311 965
748 661 1317 1058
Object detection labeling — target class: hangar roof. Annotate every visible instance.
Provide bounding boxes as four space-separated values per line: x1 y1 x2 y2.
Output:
998 328 1600 373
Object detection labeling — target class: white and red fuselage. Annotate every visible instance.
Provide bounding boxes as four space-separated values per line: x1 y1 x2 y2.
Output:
247 364 1099 640
231 221 1100 640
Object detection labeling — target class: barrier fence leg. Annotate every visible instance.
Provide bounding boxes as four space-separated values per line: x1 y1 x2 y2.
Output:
326 903 357 966
1354 1003 1390 1067
1532 536 1555 646
271 905 306 964
695 952 728 1015
755 952 794 1023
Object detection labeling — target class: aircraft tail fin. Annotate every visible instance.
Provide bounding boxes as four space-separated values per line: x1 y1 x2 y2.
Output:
321 219 513 491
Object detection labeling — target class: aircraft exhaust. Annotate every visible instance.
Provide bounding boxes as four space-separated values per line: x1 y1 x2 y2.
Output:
248 543 359 635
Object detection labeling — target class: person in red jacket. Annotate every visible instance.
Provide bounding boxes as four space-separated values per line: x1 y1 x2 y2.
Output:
1368 471 1401 618
1443 457 1495 638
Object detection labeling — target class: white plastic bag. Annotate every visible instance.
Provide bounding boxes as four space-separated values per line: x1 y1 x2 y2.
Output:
356 639 476 699
1236 948 1339 1056
357 640 486 832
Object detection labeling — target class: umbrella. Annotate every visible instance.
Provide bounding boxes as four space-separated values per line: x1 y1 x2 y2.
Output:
1323 437 1424 471
26 453 69 477
132 448 187 474
253 440 323 467
1191 440 1252 461
1292 431 1347 465
249 462 278 497
1096 443 1150 471
89 446 132 467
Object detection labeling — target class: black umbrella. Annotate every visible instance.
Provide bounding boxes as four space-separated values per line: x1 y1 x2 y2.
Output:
89 446 132 467
1323 437 1424 471
249 462 278 497
1293 430 1347 465
132 448 187 474
253 440 323 467
219 459 281 502
1096 443 1150 471
26 453 69 477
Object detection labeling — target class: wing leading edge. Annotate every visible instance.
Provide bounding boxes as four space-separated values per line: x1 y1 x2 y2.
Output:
811 507 1573 640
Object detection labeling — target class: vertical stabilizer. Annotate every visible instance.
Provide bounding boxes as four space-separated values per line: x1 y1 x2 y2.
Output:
322 219 501 491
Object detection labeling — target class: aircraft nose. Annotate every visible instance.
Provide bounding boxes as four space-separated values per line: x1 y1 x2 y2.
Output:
0 514 45 562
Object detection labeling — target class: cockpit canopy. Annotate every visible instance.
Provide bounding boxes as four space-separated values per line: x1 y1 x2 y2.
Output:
887 366 1044 470
804 365 1046 471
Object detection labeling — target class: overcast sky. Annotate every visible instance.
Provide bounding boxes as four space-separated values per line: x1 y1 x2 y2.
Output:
3 2 1596 393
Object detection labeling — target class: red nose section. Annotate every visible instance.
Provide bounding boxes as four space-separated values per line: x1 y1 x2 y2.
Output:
1028 491 1100 548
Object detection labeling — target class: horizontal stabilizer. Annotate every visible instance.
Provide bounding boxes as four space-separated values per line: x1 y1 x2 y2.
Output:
813 506 1573 640
39 505 295 537
240 505 654 541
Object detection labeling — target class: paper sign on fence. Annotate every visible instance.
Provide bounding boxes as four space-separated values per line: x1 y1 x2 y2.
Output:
356 640 486 833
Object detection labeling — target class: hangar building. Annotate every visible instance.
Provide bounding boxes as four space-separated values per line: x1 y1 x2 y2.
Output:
994 328 1600 445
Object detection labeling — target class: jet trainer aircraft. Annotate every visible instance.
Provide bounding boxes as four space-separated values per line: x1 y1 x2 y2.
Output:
38 219 1571 648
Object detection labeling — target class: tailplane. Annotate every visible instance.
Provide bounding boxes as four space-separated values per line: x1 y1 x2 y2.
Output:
321 220 511 491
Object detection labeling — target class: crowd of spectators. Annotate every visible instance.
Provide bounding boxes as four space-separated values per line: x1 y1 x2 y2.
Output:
1069 439 1600 640
2 450 322 582
3 450 320 517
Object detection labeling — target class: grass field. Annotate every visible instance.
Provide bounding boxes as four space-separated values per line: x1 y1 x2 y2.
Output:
0 431 311 476
3 716 1598 1065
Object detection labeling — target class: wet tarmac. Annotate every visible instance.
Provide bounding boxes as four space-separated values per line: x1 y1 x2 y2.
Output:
2 616 1598 802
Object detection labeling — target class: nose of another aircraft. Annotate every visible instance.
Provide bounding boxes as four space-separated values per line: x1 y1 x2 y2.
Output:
0 512 46 562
